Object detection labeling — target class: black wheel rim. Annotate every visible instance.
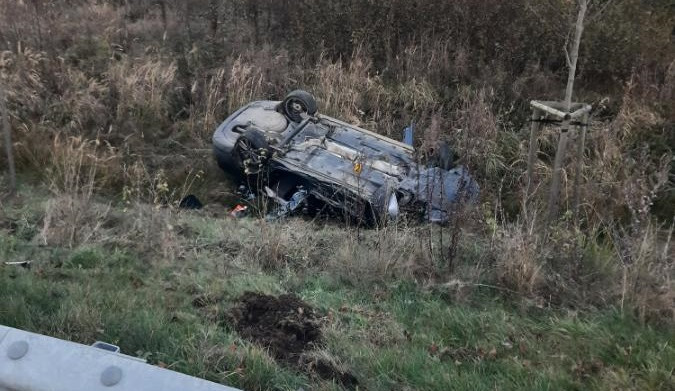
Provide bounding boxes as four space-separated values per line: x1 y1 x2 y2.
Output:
236 138 262 174
284 98 307 120
237 138 254 161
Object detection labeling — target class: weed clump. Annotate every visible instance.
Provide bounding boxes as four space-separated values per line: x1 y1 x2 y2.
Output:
65 247 103 269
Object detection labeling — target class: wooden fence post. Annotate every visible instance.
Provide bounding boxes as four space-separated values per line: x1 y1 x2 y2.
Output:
548 121 570 221
526 108 541 198
572 113 589 222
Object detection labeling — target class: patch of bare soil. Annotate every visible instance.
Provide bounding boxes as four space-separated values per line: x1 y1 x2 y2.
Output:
299 352 359 389
230 292 358 388
230 292 322 358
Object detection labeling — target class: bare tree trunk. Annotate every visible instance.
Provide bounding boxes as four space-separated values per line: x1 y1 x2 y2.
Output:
209 0 219 39
252 1 259 46
30 0 44 50
548 0 588 222
1 85 16 196
158 0 167 45
384 4 395 69
184 1 192 45
563 0 588 111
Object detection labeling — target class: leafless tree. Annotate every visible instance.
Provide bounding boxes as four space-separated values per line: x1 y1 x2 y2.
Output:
1 84 16 197
548 0 589 221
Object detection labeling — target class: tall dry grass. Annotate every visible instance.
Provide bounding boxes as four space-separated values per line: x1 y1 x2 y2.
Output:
40 135 119 248
224 57 264 115
494 225 543 296
107 58 177 135
613 221 673 324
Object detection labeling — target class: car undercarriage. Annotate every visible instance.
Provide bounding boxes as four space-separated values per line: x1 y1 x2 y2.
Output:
213 90 478 224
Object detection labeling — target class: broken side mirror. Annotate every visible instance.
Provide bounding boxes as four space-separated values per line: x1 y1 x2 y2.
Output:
387 193 399 219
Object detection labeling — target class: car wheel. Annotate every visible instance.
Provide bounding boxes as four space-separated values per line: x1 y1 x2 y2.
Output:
234 130 269 175
280 90 318 123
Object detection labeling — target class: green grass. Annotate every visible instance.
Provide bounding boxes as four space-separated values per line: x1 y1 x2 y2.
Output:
0 188 673 391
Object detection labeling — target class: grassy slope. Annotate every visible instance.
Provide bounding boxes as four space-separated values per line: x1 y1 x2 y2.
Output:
0 185 673 391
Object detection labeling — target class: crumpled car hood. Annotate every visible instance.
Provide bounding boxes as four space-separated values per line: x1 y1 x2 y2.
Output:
398 166 478 222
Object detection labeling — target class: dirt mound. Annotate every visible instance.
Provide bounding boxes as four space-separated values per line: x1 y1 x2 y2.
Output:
230 292 322 359
230 292 358 388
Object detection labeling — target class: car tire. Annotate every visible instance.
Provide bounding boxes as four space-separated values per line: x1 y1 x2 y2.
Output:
234 130 270 175
279 90 318 123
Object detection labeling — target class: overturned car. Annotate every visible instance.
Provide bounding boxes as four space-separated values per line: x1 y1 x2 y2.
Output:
213 90 478 224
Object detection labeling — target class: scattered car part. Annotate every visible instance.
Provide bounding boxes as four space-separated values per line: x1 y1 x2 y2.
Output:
178 194 203 209
229 204 249 218
387 193 400 219
213 90 478 225
402 122 414 147
3 261 31 268
264 186 308 220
